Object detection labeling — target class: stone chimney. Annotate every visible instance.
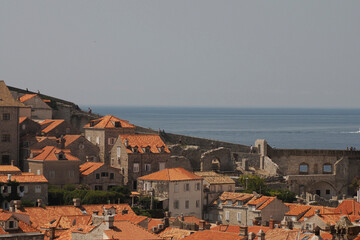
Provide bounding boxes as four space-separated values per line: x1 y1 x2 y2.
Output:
257 229 265 240
248 232 256 240
49 226 56 240
315 209 321 216
105 215 114 229
239 226 248 237
7 174 11 182
37 199 42 207
11 160 14 166
124 138 129 147
269 217 275 229
13 200 21 211
199 220 206 230
73 198 81 207
180 213 184 221
164 211 170 227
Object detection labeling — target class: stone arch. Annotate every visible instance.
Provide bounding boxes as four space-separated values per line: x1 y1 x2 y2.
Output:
211 158 221 171
299 162 309 174
309 181 337 200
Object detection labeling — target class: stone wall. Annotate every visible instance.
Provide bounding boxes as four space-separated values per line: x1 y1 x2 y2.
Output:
200 147 234 172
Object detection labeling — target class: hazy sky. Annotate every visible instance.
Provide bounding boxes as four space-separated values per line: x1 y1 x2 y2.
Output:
1 1 360 108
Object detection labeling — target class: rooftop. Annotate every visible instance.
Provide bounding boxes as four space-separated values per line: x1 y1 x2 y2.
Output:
103 220 162 240
39 119 65 134
194 171 235 184
84 115 135 129
138 168 203 182
19 93 37 102
119 134 170 154
0 81 27 107
79 162 104 176
31 146 79 161
0 174 48 183
182 230 246 240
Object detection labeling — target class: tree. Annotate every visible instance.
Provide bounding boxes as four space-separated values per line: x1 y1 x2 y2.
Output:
239 175 267 194
267 189 296 203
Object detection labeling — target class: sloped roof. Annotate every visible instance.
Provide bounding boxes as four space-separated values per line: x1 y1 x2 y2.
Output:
19 117 27 124
0 211 40 235
63 135 81 147
103 220 162 240
138 168 203 182
147 218 163 231
39 119 65 134
158 227 192 240
246 196 277 210
169 216 210 226
213 192 254 206
194 171 235 184
182 230 246 240
210 225 270 234
263 228 314 240
119 134 170 154
79 162 104 176
285 204 312 217
0 81 27 107
55 215 92 229
114 214 148 225
84 115 135 129
31 146 79 161
19 94 37 102
336 199 360 215
0 174 48 183
0 165 21 173
298 205 338 221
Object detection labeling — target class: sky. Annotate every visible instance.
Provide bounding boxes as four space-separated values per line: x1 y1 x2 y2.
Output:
1 1 360 108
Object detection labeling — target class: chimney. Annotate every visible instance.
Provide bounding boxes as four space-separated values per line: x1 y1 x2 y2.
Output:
11 160 14 166
7 174 11 182
239 226 248 237
315 209 321 216
269 217 275 229
37 199 43 207
73 198 81 207
49 226 56 240
105 215 114 229
14 200 22 211
199 220 206 230
180 213 184 221
257 229 265 240
164 211 170 227
60 137 66 149
248 232 256 240
124 138 129 147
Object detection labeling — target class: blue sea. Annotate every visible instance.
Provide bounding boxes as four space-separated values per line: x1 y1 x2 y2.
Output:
88 106 360 150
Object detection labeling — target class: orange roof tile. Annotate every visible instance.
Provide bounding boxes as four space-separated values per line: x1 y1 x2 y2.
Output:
0 174 48 183
19 94 37 102
0 211 40 234
119 135 170 154
0 212 13 221
31 146 80 161
298 205 338 221
147 218 163 231
211 225 270 234
56 215 92 229
63 135 81 147
19 117 27 124
39 119 65 134
114 214 148 225
0 165 22 172
84 115 135 129
182 230 246 240
263 228 314 240
0 81 28 107
246 196 276 210
138 168 203 181
215 192 254 205
159 227 192 240
336 199 360 215
285 204 311 217
79 162 104 176
104 220 162 240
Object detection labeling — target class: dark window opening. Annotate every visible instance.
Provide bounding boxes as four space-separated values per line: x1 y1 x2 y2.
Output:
110 173 114 179
1 155 10 165
2 113 10 120
326 189 330 195
96 173 100 179
316 190 321 196
133 180 137 190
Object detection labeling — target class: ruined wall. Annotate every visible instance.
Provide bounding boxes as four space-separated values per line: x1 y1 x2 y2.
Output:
166 156 193 171
200 147 234 172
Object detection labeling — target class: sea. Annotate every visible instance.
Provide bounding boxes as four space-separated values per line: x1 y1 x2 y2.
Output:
88 106 360 150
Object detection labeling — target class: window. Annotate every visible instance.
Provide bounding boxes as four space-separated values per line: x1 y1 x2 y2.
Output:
96 173 100 179
159 162 166 170
96 137 100 145
225 211 230 221
117 147 121 158
185 200 189 209
79 144 84 150
1 134 10 142
101 172 109 177
316 190 321 196
184 183 190 191
174 200 179 209
108 138 116 145
133 163 139 173
299 163 309 174
1 186 8 194
2 113 10 120
174 183 179 193
68 170 74 177
22 124 26 130
35 185 41 193
144 182 151 191
145 164 151 172
133 180 137 190
95 185 103 191
1 155 10 165
9 221 14 229
237 212 242 222
326 189 331 195
196 200 200 208
323 164 332 174
49 171 55 178
195 182 201 191
110 173 114 179
228 185 233 191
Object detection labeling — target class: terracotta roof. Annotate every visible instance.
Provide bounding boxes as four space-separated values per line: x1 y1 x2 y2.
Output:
63 135 81 147
114 214 148 225
119 134 170 154
0 174 48 183
19 117 27 124
194 171 235 184
211 225 270 234
0 81 27 107
79 162 104 176
246 196 277 210
84 115 136 129
56 215 92 229
19 94 37 102
169 216 210 226
182 230 246 240
0 212 13 221
0 165 22 173
39 119 65 134
19 204 135 229
147 218 163 231
213 192 254 206
263 228 314 240
336 199 360 215
285 204 311 217
31 146 80 161
104 220 162 240
159 227 192 240
298 205 337 221
0 211 40 234
138 168 203 181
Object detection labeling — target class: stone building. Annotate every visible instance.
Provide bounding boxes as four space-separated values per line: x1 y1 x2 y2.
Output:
19 117 41 137
194 171 236 206
19 94 52 120
0 80 28 166
138 168 204 218
38 119 80 137
26 146 81 186
256 139 360 200
110 134 171 189
84 115 136 164
79 162 123 190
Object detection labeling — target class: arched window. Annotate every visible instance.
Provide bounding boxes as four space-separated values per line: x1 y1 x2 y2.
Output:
323 164 332 174
299 163 309 174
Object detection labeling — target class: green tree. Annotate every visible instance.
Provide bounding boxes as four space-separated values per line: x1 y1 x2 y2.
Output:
239 175 267 194
267 189 296 203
